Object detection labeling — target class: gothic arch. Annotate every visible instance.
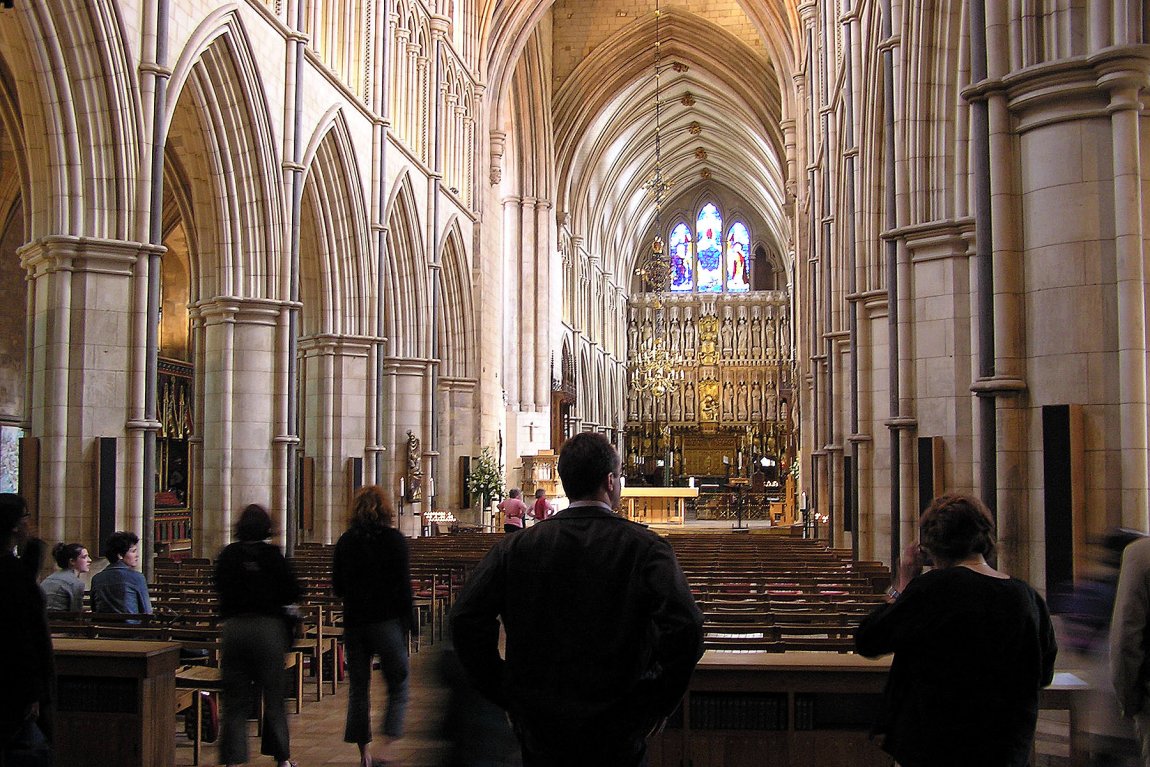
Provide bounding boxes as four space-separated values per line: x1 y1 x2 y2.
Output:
384 171 428 359
480 0 801 135
10 0 142 239
165 8 286 300
299 109 373 338
437 221 475 380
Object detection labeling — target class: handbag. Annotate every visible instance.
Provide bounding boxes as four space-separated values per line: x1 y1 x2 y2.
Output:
1 719 52 767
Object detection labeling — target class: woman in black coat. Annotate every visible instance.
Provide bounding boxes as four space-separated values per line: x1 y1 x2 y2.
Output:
855 493 1058 767
214 504 301 767
333 485 414 767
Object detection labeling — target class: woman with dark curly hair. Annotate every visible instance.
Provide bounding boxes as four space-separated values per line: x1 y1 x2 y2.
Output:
333 485 413 767
855 493 1058 767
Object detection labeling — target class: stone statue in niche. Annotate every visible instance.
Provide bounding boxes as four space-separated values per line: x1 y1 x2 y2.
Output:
764 316 775 358
669 309 682 354
720 312 734 358
766 387 777 420
736 379 749 421
406 430 422 502
684 380 696 421
682 310 696 356
735 314 748 359
627 386 638 421
722 380 735 419
628 313 639 353
670 381 682 421
779 315 790 357
750 313 762 359
641 314 654 344
750 379 762 419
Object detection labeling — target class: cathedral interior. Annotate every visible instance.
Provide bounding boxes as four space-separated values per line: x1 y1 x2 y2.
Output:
0 0 1147 601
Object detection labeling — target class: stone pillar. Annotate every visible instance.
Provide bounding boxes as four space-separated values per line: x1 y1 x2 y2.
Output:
20 236 158 545
193 297 283 556
503 196 521 408
299 334 374 542
1096 53 1150 529
535 198 553 414
519 197 536 411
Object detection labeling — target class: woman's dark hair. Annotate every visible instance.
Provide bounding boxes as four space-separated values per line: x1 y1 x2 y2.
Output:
235 504 273 542
53 542 86 569
557 432 619 500
508 488 521 499
919 494 996 564
349 485 394 534
103 530 139 563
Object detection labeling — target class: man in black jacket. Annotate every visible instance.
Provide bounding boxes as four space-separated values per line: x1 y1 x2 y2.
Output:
450 432 704 766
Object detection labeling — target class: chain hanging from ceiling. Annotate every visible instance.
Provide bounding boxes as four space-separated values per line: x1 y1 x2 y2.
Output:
630 0 685 398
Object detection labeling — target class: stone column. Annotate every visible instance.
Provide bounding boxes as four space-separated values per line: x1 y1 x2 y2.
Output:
1096 53 1150 529
20 236 158 545
193 297 283 556
299 334 374 542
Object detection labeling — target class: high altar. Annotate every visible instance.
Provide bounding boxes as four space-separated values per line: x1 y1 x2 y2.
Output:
625 290 797 523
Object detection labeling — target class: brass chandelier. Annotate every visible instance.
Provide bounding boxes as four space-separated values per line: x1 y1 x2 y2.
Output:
629 0 684 398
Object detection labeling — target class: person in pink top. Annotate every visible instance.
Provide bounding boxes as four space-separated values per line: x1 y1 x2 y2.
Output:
532 489 556 521
498 489 529 534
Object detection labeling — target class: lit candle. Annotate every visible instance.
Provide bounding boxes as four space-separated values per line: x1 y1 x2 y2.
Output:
400 477 405 497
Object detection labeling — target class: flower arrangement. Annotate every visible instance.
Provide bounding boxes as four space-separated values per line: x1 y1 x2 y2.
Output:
467 448 504 510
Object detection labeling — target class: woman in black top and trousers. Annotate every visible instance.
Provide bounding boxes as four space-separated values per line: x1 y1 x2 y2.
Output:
855 494 1058 767
333 485 414 767
214 504 301 767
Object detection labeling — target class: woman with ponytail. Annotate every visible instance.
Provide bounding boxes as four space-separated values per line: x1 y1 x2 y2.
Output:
39 542 91 612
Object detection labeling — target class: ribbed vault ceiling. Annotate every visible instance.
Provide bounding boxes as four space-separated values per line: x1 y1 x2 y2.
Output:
548 4 795 288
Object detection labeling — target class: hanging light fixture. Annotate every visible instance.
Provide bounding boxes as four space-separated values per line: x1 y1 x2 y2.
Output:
635 0 672 294
630 0 684 398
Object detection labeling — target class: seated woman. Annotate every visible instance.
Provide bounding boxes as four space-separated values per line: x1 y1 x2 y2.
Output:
854 494 1057 767
39 542 91 612
90 531 152 614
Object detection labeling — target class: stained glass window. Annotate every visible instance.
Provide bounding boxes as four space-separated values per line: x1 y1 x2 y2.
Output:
669 223 693 291
726 222 750 292
696 203 723 293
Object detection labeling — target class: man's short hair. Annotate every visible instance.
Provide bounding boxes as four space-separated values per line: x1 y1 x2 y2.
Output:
104 530 139 563
557 432 619 500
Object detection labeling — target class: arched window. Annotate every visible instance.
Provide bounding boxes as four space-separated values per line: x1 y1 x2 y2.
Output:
658 201 753 293
726 222 750 292
670 222 693 292
696 203 723 293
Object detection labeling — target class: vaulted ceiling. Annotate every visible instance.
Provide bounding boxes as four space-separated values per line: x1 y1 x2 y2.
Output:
482 1 802 289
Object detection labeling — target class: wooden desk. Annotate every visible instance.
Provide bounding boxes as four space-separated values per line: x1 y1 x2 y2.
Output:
650 652 1091 767
622 486 699 524
53 638 182 767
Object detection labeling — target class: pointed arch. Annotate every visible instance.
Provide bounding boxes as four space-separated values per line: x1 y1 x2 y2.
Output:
165 8 286 300
300 109 373 337
437 220 475 380
13 0 142 239
384 171 427 359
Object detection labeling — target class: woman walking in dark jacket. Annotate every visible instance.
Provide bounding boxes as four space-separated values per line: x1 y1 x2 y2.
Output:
333 485 414 767
214 504 301 767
